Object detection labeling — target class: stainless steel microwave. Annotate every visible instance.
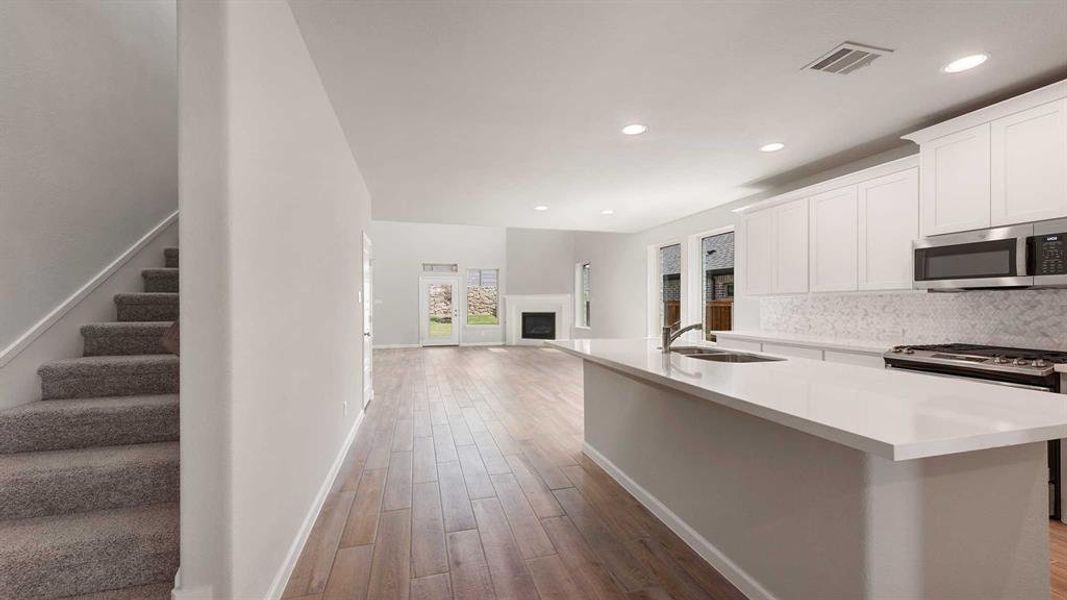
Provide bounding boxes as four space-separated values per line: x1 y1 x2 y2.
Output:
913 219 1067 290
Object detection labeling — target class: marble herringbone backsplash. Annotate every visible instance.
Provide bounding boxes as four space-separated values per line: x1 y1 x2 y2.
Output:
760 289 1067 350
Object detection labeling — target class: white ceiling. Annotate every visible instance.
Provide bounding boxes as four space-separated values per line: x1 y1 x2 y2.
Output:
290 1 1067 233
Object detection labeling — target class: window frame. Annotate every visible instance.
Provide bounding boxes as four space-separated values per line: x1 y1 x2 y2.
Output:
647 240 688 338
575 262 592 329
686 226 735 342
465 267 501 327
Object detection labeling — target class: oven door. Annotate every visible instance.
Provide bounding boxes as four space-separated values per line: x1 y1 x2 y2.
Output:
913 224 1034 289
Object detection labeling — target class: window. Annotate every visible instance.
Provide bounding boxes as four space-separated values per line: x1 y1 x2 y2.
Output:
423 263 458 273
700 232 735 341
659 244 682 329
466 269 499 325
576 263 591 328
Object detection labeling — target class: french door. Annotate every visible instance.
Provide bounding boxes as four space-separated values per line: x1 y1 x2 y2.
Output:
419 276 461 346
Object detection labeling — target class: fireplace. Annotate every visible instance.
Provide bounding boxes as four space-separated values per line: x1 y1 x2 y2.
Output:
521 312 556 340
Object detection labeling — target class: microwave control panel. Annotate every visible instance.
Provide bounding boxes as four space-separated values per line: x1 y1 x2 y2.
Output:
1033 233 1067 276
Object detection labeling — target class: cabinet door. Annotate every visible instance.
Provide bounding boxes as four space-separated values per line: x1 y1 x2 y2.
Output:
744 209 775 296
809 186 858 292
991 99 1067 226
920 123 991 236
858 168 919 290
774 199 809 294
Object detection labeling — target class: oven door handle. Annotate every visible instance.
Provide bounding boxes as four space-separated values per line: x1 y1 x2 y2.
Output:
886 364 1056 392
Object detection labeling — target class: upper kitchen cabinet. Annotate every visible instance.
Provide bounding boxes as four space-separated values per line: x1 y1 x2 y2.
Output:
774 199 810 294
744 208 775 296
742 198 808 295
904 80 1067 236
857 168 919 290
918 124 991 236
991 99 1067 226
741 157 917 297
809 186 858 292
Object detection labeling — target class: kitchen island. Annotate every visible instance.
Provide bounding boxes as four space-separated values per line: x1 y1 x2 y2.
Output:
550 338 1067 600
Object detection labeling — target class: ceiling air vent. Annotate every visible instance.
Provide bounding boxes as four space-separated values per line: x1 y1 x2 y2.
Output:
804 42 893 75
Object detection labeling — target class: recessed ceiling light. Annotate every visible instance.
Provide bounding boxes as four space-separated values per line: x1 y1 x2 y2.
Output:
533 205 549 211
601 209 615 215
621 123 648 136
759 142 785 153
942 54 988 73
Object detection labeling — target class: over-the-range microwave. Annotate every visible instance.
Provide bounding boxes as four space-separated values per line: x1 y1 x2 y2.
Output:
913 218 1067 290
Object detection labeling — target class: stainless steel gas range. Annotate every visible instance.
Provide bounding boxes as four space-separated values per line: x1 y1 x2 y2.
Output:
883 343 1067 519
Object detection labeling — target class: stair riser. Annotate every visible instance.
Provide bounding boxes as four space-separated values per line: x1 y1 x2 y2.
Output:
0 461 178 520
142 275 178 293
0 551 178 600
0 400 178 454
41 372 178 400
164 249 179 269
84 335 169 356
116 303 178 322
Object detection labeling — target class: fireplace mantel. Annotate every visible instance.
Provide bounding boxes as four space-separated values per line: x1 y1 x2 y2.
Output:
503 294 572 346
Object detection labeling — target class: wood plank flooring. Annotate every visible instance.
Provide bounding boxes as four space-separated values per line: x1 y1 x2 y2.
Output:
283 346 1067 599
282 346 745 599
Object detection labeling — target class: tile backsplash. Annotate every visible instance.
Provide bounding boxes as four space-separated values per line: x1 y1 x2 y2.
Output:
760 289 1067 350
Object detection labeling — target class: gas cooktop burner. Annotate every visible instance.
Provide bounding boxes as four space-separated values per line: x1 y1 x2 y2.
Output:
885 343 1067 378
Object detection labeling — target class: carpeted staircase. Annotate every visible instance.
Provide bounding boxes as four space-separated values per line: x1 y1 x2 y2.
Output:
0 248 180 599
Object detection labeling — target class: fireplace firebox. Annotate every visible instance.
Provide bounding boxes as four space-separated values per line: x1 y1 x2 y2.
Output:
521 312 556 340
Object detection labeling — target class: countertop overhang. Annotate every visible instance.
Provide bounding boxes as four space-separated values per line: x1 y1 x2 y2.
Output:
550 338 1067 461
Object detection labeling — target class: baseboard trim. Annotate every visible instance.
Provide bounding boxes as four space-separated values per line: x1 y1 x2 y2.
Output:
0 210 179 367
460 342 503 347
373 344 420 349
265 409 366 600
581 442 778 600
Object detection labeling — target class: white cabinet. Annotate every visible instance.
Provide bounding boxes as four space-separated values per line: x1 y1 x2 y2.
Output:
743 208 775 296
774 199 809 294
920 123 991 236
809 186 858 292
991 99 1067 226
858 168 919 290
744 198 808 295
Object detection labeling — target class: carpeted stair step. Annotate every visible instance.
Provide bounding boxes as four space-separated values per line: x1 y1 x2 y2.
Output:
114 293 178 322
38 356 179 400
65 581 173 600
82 322 172 356
0 503 178 599
163 247 179 269
0 395 178 454
0 442 179 520
141 268 178 293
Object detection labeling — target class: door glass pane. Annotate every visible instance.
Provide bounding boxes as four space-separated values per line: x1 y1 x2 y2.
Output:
659 244 681 329
701 232 735 341
428 282 453 337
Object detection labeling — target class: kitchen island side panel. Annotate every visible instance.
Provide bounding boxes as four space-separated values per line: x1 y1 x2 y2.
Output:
582 361 1049 600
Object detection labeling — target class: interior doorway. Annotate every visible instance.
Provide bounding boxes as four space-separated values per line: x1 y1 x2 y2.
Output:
362 232 373 408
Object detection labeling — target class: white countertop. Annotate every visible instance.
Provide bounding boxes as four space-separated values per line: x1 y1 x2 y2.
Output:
550 338 1067 461
709 330 888 354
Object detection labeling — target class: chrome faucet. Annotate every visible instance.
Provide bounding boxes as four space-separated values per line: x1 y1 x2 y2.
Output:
661 322 703 353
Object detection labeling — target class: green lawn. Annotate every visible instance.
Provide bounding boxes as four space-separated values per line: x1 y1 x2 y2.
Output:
467 314 499 326
429 316 452 337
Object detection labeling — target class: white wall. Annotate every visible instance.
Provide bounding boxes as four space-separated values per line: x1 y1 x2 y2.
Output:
178 1 372 597
370 220 507 347
506 228 576 296
0 0 177 352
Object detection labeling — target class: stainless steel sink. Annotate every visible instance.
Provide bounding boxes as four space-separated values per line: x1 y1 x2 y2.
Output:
669 346 724 356
670 346 785 363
